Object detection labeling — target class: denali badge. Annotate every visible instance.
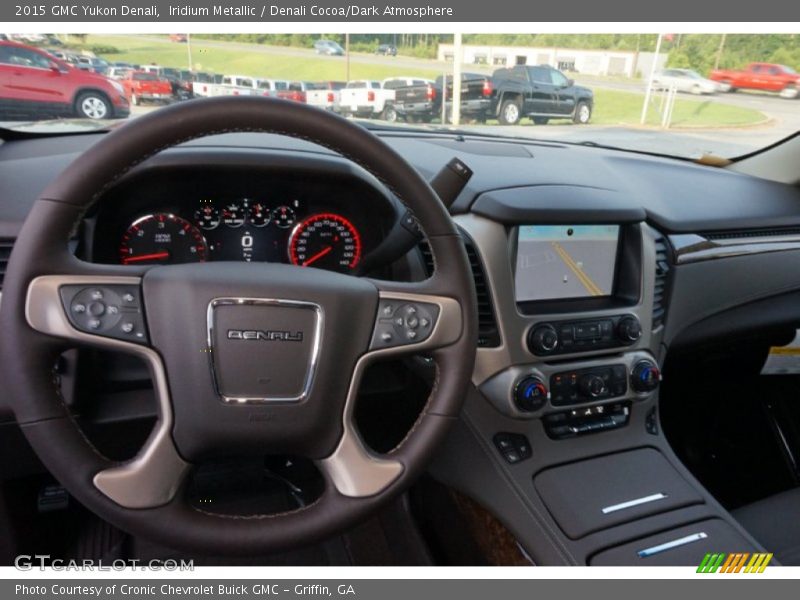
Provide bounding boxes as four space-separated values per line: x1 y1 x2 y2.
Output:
227 329 304 342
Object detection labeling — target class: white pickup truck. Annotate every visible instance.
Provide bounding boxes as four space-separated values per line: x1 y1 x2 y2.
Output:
337 80 395 119
192 75 290 98
305 81 347 111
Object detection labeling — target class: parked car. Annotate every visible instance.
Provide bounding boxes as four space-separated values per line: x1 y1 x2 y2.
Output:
106 66 133 80
275 81 311 103
305 81 347 111
651 68 720 95
169 34 188 43
437 73 494 122
141 65 188 99
76 56 109 75
119 70 172 105
0 40 129 119
382 77 436 122
490 64 594 125
375 44 398 56
709 62 800 98
338 80 395 118
313 40 345 56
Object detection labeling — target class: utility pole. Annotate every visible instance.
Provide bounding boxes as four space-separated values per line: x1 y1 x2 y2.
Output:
714 33 727 70
186 33 193 71
640 33 663 125
345 33 350 81
451 32 463 126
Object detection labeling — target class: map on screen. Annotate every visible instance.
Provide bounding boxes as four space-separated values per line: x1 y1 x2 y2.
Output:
514 225 620 302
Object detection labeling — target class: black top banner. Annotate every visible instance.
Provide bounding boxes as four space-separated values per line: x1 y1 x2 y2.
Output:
4 0 800 22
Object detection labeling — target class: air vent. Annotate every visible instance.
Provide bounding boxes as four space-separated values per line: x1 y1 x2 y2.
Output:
418 238 501 348
652 237 671 329
0 239 13 292
706 227 800 240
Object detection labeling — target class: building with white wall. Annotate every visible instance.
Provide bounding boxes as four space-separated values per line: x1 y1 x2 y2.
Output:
437 44 667 78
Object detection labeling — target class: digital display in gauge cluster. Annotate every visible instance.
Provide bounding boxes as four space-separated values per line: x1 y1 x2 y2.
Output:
118 197 363 273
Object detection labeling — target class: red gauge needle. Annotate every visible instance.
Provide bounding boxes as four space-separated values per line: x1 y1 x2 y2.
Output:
122 251 170 264
303 246 333 266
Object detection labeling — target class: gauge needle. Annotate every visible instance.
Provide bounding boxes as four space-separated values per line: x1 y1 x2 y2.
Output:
303 246 333 266
123 251 170 264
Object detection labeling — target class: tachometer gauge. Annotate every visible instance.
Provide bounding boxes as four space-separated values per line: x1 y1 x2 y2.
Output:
194 203 221 230
271 205 296 229
247 201 271 227
221 202 245 228
119 213 208 265
288 213 362 272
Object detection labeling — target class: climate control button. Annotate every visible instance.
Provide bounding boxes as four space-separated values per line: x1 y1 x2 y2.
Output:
631 361 661 393
514 376 549 412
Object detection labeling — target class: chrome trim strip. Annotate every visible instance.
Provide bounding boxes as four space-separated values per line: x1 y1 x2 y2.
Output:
206 297 323 404
318 290 462 498
601 492 667 514
671 233 800 264
637 532 708 558
25 275 189 509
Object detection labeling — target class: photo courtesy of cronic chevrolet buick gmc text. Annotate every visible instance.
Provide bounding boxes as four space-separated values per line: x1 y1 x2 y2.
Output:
1 32 800 569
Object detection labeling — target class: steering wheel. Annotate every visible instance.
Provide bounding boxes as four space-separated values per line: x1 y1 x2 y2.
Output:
0 97 477 555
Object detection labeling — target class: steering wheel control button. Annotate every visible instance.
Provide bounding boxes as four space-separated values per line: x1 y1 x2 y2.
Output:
371 299 440 349
513 375 549 412
631 361 661 393
59 285 148 345
493 433 532 464
550 364 628 406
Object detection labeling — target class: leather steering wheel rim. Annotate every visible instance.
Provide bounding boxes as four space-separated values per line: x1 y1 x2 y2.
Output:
0 97 477 555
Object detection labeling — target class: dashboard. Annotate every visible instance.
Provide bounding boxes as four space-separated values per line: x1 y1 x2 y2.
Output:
88 162 400 274
3 126 800 566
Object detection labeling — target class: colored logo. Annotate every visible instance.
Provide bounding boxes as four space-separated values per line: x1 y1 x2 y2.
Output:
697 553 773 573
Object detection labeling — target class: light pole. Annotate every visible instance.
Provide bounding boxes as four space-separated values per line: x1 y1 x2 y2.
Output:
186 33 193 71
640 33 663 125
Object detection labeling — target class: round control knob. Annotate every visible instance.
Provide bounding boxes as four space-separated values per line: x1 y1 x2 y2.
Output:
528 324 559 355
631 361 661 393
514 376 549 412
617 315 642 344
578 374 607 398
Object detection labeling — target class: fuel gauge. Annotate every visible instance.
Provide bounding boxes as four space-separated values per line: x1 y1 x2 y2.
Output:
271 205 297 229
247 201 271 227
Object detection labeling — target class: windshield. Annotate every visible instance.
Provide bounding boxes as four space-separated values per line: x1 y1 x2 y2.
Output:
1 33 799 159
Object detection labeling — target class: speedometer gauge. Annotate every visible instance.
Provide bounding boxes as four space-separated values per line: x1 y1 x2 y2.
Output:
288 213 362 272
119 213 208 265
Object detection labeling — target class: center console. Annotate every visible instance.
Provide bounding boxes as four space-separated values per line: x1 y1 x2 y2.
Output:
429 190 765 565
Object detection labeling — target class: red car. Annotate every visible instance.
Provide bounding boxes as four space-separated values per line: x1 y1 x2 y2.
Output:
0 40 129 120
119 70 173 105
709 62 800 98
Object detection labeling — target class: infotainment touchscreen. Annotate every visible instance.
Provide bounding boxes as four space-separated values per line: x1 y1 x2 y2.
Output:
514 225 620 302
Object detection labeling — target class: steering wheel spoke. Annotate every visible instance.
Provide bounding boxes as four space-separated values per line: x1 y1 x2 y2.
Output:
25 274 189 508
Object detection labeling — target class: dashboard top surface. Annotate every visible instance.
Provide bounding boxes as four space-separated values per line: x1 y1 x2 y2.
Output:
0 129 799 239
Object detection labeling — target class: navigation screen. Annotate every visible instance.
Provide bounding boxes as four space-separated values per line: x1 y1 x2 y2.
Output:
514 225 620 302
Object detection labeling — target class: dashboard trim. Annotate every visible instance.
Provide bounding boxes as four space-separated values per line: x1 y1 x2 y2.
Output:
670 233 800 264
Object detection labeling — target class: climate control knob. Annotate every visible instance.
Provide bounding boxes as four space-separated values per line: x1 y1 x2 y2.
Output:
631 361 661 393
528 324 559 355
514 376 549 412
578 374 607 398
617 315 642 344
